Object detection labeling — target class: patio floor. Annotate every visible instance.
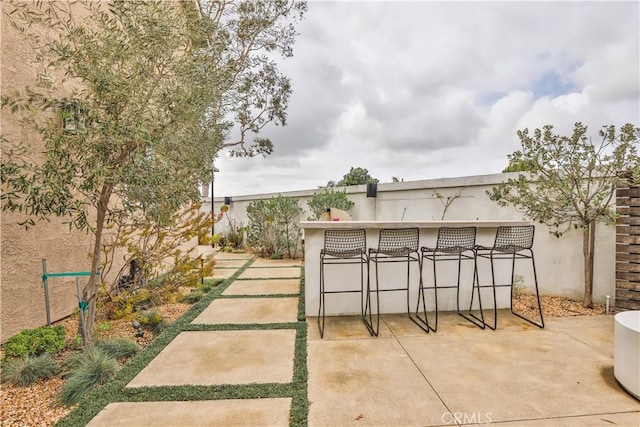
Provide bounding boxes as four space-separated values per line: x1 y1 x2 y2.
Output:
87 253 639 426
308 313 639 426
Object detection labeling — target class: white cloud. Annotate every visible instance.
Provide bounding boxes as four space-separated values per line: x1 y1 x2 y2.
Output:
214 0 640 197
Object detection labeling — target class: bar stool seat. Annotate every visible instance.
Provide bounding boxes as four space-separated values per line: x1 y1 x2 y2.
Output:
318 229 373 338
415 226 484 332
474 225 544 329
368 227 421 336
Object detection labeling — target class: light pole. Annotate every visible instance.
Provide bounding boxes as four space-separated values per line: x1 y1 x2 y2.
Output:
211 165 219 239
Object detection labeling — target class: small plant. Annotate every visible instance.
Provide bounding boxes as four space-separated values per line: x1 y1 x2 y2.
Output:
60 347 118 406
95 339 141 360
513 274 526 296
182 290 204 304
211 233 222 247
69 334 84 351
137 310 166 334
94 321 112 338
1 354 59 386
270 253 283 260
432 188 464 220
2 326 66 359
200 279 223 293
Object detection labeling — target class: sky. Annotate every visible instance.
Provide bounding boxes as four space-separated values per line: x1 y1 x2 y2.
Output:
213 0 640 198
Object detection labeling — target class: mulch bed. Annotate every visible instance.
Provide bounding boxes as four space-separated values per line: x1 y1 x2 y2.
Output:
0 296 608 427
1 303 191 427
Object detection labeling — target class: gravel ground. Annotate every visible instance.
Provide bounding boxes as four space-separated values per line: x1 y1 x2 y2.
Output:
1 302 191 427
0 295 607 427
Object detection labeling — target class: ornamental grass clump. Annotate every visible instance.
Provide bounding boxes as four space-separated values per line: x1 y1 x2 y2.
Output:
60 347 118 406
182 289 205 304
137 310 166 334
95 338 140 360
1 354 59 386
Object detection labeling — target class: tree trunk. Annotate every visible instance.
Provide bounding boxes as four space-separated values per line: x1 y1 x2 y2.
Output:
582 220 595 308
82 185 112 345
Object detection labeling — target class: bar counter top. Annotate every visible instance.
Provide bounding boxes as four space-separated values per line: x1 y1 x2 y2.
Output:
300 220 530 229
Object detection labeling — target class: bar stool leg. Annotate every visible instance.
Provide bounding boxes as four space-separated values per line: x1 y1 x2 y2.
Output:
463 255 486 329
318 256 326 338
413 256 432 333
510 250 544 328
363 257 377 336
456 253 486 329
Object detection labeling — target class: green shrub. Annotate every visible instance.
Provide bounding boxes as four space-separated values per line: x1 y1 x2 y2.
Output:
182 290 204 304
1 354 59 386
246 195 302 258
137 310 166 334
2 326 66 359
60 347 118 406
307 188 354 220
95 339 140 360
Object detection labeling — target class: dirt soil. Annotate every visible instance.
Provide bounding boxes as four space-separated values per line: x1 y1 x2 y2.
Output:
1 295 607 427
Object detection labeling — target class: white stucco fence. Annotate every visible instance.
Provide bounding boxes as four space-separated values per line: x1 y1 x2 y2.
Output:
203 172 615 305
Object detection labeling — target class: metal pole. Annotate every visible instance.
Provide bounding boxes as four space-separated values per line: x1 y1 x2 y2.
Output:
211 166 215 238
42 259 51 326
76 278 87 346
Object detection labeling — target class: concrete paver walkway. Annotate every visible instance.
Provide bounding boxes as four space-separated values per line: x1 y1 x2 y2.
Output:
89 252 302 427
87 249 638 426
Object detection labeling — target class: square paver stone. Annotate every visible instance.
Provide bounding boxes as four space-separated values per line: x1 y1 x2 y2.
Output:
214 259 248 268
223 279 300 296
238 267 300 279
87 398 292 427
192 298 298 324
251 258 303 267
214 252 253 260
127 330 295 387
207 268 237 279
308 338 450 426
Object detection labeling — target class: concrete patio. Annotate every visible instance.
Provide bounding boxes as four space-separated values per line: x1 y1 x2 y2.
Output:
87 254 639 426
308 313 639 426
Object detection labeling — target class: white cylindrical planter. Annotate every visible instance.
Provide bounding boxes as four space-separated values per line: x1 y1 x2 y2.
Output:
614 310 640 400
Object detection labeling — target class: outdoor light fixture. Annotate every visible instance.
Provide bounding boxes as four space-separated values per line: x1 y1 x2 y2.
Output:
61 101 84 134
224 196 232 205
132 320 144 338
366 183 378 198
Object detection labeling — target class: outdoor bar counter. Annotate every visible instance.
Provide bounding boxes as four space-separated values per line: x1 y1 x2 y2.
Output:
301 220 531 318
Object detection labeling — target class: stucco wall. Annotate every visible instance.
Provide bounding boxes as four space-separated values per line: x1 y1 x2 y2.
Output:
0 3 128 342
205 173 616 304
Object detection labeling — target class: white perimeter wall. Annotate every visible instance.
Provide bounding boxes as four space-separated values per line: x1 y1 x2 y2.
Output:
204 172 615 304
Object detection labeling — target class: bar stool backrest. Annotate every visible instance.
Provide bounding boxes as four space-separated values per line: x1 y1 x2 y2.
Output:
435 227 476 253
323 229 367 258
493 225 534 253
377 228 419 255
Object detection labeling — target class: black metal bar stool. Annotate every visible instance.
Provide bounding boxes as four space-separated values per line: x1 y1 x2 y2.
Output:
318 229 373 338
367 227 420 336
415 226 484 332
474 225 544 329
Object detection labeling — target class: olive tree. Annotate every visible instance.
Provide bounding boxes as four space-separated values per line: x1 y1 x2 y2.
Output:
337 166 379 186
488 123 639 307
1 0 305 342
306 188 355 220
